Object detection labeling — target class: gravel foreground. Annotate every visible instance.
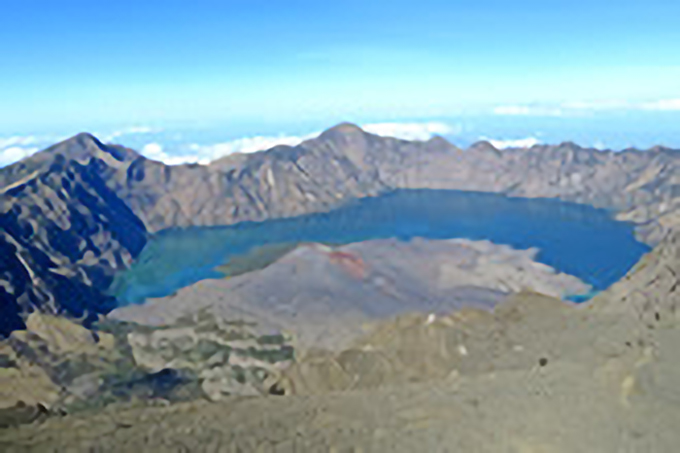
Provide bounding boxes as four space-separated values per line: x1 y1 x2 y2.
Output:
2 298 679 452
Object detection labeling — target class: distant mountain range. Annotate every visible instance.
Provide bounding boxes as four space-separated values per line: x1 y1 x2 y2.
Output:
2 122 680 336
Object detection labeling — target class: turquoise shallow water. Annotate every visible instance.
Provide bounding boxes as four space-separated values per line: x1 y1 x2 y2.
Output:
109 189 651 305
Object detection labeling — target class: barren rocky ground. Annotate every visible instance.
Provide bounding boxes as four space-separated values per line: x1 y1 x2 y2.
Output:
0 232 679 452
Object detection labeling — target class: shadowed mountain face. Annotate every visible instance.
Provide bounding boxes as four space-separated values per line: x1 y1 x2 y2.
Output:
1 123 680 334
0 152 147 335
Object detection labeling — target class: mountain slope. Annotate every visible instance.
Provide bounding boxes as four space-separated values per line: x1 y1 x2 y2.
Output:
589 230 680 325
0 153 147 335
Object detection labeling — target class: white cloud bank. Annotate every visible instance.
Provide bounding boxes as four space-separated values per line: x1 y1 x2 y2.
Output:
140 143 210 166
560 100 632 111
481 136 542 149
641 98 680 111
0 135 45 167
188 133 319 160
493 105 566 116
362 122 458 141
0 135 39 149
103 126 161 142
493 98 680 116
0 146 40 167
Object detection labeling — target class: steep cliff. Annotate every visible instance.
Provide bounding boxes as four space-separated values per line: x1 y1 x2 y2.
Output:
0 148 147 335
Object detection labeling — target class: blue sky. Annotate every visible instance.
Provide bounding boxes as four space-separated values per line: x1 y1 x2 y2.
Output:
1 0 679 164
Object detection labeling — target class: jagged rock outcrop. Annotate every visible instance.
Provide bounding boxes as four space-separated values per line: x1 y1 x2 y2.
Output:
122 309 294 401
0 309 295 428
0 148 148 335
0 312 120 417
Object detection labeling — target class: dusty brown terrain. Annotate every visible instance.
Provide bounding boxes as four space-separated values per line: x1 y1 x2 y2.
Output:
0 308 296 419
0 232 678 452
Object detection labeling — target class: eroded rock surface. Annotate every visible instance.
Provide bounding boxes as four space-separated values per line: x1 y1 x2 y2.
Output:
0 310 295 429
0 312 121 426
123 309 294 402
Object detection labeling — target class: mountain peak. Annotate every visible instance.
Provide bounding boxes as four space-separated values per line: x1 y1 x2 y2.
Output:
312 122 371 169
468 140 498 151
319 122 366 139
0 132 115 185
47 132 137 163
51 132 109 150
649 145 674 154
49 132 106 154
467 140 502 157
426 135 452 147
71 132 101 143
557 141 582 150
424 135 461 154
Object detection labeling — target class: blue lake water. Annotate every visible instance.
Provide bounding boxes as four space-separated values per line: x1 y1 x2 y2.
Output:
109 189 651 305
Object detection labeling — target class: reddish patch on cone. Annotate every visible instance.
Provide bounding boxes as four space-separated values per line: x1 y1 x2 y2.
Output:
328 250 367 279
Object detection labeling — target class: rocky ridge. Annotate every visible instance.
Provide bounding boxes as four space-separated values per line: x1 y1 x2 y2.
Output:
0 149 147 335
2 123 680 330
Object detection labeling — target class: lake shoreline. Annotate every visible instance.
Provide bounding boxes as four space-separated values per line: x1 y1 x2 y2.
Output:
109 189 649 306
